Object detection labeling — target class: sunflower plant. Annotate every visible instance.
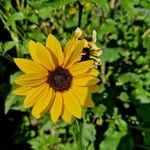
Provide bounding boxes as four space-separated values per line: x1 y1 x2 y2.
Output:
1 0 150 149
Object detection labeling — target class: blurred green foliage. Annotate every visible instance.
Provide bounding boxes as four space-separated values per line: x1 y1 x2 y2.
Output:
0 0 150 150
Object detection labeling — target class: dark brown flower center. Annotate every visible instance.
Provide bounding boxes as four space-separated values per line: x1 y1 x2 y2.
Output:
47 67 72 92
81 48 90 61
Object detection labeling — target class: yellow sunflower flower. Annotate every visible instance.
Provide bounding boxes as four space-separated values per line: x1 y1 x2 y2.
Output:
13 34 100 123
75 28 102 67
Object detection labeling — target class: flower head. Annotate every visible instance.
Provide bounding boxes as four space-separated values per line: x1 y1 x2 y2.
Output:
13 32 100 123
75 28 102 67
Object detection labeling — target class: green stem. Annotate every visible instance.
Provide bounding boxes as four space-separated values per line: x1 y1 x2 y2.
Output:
79 121 83 150
0 10 20 57
129 125 150 133
16 0 21 11
21 0 25 10
1 53 14 62
77 0 83 28
76 119 83 150
136 144 150 150
101 62 106 83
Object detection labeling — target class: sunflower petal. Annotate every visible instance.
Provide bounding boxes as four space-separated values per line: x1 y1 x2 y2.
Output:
84 99 95 107
73 76 100 86
89 85 100 93
62 90 81 119
63 39 86 68
32 86 53 118
23 83 48 108
88 69 99 76
36 42 56 70
32 94 52 118
61 101 72 123
29 41 56 70
14 58 47 74
28 40 38 61
69 60 94 76
13 86 31 95
50 92 62 123
15 73 47 87
63 37 77 56
46 34 63 65
71 86 89 105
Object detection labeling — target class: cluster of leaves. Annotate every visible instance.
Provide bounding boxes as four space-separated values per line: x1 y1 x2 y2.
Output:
0 0 150 150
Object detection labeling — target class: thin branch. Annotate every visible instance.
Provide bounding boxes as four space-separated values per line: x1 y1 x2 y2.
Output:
77 1 83 28
1 53 14 62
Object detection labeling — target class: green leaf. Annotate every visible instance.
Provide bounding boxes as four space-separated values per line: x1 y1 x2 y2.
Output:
28 133 60 150
97 19 117 40
38 115 52 134
48 0 73 8
82 123 96 149
58 143 78 150
28 0 73 8
4 92 24 114
7 12 25 26
120 0 140 19
3 41 16 54
19 38 29 55
10 71 23 85
38 6 54 19
117 133 134 150
100 118 127 150
135 56 148 65
28 30 46 42
29 14 38 24
92 104 106 118
92 0 110 16
144 132 150 146
91 16 100 28
141 0 150 9
37 0 73 19
117 73 141 86
100 137 121 150
4 71 25 113
143 37 150 50
27 0 45 8
118 92 129 102
100 47 121 63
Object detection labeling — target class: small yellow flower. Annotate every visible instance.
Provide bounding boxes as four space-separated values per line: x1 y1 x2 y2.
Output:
75 28 102 67
88 30 102 58
13 33 100 123
75 27 83 39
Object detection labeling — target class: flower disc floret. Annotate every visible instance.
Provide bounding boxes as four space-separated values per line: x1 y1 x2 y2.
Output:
47 67 72 92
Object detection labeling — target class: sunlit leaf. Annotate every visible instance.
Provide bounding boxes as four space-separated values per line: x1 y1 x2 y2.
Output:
7 12 25 26
2 41 16 54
